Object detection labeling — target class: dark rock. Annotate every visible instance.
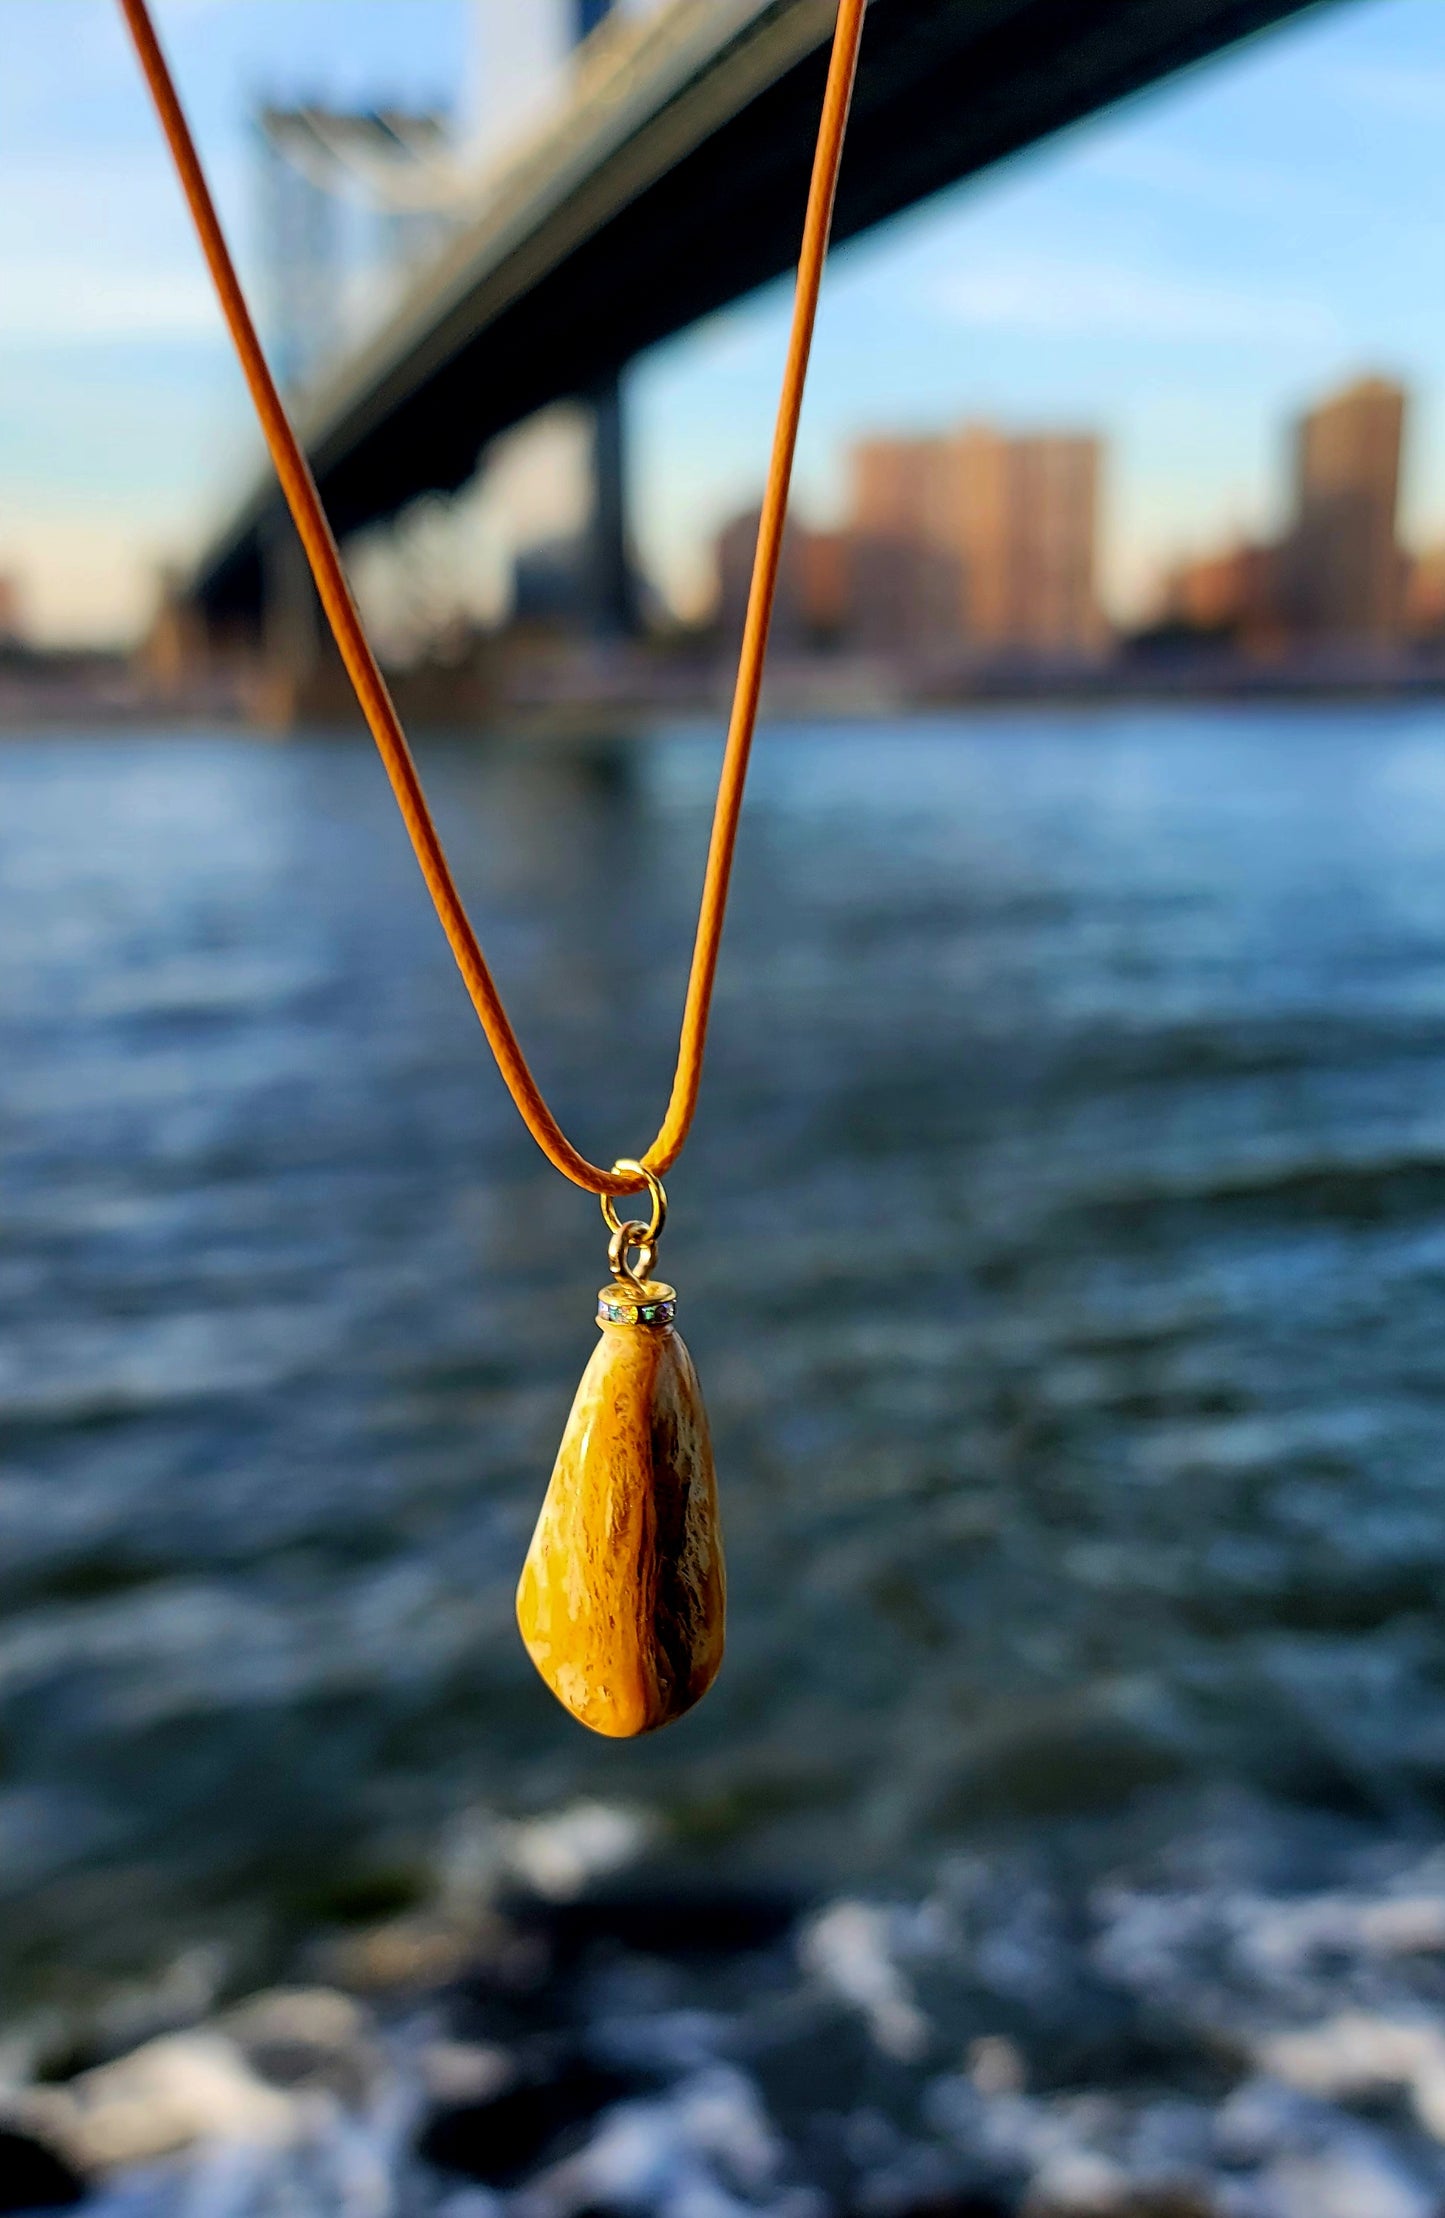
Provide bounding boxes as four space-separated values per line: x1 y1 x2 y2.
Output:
416 2055 641 2185
0 2126 85 2212
1111 2198 1218 2218
1024 2194 1216 2218
443 1881 807 2045
509 1880 805 1970
867 2198 1018 2218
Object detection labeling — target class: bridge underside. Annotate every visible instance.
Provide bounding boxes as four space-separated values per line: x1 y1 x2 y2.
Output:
195 0 1321 626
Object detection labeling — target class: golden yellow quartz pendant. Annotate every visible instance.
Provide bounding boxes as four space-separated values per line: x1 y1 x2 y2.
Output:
516 1165 725 1738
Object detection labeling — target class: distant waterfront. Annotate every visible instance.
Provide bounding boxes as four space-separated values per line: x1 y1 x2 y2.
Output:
18 640 1445 737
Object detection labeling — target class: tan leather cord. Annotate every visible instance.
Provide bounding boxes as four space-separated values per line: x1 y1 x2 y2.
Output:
119 0 866 1198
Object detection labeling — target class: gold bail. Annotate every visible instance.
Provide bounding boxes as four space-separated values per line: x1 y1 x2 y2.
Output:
601 1159 667 1294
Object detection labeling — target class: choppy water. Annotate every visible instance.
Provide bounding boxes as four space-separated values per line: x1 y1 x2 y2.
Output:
5 704 1445 2051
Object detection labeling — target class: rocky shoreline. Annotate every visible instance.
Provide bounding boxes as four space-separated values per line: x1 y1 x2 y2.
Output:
5 1799 1445 2218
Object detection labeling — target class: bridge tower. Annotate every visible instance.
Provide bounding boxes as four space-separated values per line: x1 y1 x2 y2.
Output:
240 0 640 716
472 0 637 640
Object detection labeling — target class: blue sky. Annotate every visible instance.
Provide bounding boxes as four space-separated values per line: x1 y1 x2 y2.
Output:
4 0 1445 642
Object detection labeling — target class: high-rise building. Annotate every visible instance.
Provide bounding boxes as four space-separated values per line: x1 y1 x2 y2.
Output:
842 532 964 657
1407 546 1445 643
994 434 1104 658
851 436 962 555
1156 540 1280 650
1280 375 1407 645
714 417 1106 666
846 437 968 654
0 573 23 647
794 529 853 643
713 507 839 648
847 424 1105 659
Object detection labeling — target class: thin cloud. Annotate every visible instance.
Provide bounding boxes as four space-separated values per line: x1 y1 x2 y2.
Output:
1 264 219 346
1076 138 1333 219
1321 59 1445 119
931 255 1338 346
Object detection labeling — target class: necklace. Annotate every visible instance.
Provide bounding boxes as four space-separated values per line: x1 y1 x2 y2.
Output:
118 0 867 1737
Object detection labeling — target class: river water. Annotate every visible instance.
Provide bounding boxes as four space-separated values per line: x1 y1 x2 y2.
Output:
6 707 1445 2199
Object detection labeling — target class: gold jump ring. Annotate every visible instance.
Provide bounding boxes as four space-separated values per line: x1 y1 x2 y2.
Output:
600 1160 666 1249
607 1221 656 1287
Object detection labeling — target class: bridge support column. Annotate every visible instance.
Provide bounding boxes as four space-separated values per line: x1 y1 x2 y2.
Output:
259 520 351 725
573 0 636 642
581 371 638 640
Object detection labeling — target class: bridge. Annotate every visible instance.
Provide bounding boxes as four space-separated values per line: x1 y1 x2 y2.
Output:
191 0 1320 649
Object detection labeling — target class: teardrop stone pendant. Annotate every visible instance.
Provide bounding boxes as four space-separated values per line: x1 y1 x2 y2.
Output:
516 1172 725 1738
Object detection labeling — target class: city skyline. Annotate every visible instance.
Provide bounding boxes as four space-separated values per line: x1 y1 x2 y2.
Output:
7 0 1445 645
5 359 1434 672
705 368 1445 672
